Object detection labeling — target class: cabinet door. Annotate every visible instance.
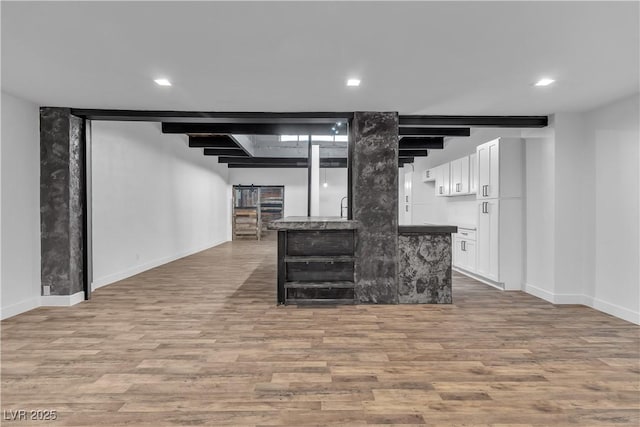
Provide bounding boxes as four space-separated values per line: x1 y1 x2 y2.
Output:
459 156 470 194
453 237 462 268
465 240 476 272
488 141 500 198
451 159 461 194
435 163 451 197
442 162 451 195
469 153 477 194
477 140 500 199
476 199 499 281
435 165 443 196
477 143 490 199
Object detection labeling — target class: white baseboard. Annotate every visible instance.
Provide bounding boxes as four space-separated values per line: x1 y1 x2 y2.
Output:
453 267 505 290
92 239 229 291
2 291 85 320
524 283 555 302
525 283 639 325
590 297 639 325
41 291 85 307
1 296 41 320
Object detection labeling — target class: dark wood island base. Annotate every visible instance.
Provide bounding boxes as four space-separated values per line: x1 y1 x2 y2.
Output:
270 217 360 305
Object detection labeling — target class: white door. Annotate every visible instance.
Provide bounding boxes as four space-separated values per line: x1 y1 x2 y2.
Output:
476 199 499 281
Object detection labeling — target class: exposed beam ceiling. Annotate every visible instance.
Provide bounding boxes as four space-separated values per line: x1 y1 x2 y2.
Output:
189 135 239 148
399 137 444 149
399 115 548 127
203 148 249 157
397 149 428 157
399 127 471 137
72 109 352 123
162 122 345 136
219 157 347 168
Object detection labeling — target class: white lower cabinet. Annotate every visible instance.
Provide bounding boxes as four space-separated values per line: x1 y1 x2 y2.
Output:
476 199 499 282
453 228 476 272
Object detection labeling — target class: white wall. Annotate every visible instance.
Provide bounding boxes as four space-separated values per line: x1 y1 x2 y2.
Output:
1 91 41 319
319 168 348 217
523 128 556 298
91 121 230 289
587 94 639 322
524 94 639 324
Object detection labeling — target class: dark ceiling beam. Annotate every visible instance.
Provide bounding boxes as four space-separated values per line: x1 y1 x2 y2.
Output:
399 115 548 128
162 122 345 135
399 157 415 166
398 149 428 157
71 109 353 123
219 157 347 167
399 127 471 137
227 163 347 169
203 148 249 157
189 135 239 148
399 137 444 149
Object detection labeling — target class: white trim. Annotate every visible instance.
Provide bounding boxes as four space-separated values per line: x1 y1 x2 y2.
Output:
524 283 555 303
590 297 639 325
1 296 41 320
91 239 229 291
41 291 85 307
453 267 505 290
524 283 639 325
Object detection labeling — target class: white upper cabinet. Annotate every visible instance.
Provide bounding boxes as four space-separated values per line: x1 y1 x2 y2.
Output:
435 163 451 197
422 168 436 182
450 156 470 195
476 137 523 200
469 153 477 194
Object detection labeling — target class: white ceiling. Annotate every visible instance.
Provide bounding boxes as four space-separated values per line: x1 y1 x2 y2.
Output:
2 1 638 115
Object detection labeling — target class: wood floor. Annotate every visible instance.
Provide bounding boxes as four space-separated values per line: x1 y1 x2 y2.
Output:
2 240 639 426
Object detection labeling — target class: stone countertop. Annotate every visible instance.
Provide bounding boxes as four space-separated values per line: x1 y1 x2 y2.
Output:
398 224 458 234
269 216 360 230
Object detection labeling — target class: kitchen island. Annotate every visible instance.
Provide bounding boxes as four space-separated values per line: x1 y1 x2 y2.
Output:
398 225 458 303
270 217 457 305
269 217 360 305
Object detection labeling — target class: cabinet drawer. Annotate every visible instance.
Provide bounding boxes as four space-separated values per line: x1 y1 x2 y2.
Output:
455 228 476 241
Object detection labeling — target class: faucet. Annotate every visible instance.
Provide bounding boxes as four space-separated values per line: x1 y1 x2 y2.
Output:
340 196 348 218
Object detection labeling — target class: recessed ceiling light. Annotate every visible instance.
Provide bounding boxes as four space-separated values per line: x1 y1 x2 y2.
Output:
346 78 361 87
535 78 555 87
154 78 172 87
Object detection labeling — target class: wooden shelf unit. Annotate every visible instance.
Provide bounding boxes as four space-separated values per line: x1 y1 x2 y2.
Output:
278 229 356 305
232 185 284 240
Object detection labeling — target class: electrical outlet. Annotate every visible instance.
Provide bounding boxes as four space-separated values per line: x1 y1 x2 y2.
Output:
43 285 51 296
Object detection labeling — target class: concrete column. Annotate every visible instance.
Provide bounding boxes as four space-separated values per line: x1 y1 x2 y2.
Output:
40 107 85 299
351 111 399 303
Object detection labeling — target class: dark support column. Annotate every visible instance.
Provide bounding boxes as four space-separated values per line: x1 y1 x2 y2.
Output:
351 112 399 303
40 107 85 297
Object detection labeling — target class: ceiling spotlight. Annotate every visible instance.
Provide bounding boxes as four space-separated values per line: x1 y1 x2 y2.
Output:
323 182 328 188
535 78 555 87
346 78 361 87
337 122 342 126
154 78 172 86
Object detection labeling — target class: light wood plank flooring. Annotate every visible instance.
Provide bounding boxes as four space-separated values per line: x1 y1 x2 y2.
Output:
2 240 639 426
